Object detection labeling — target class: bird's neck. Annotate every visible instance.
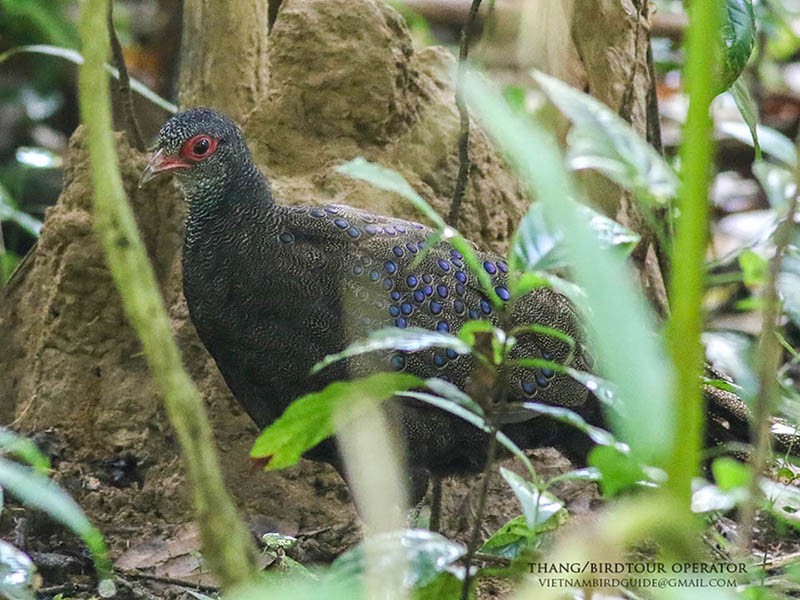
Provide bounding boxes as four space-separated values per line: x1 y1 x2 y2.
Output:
185 160 275 227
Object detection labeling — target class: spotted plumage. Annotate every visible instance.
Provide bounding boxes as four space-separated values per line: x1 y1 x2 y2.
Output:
138 109 604 503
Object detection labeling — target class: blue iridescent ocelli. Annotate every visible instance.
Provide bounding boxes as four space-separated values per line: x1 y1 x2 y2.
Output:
423 285 433 297
369 270 381 282
383 278 393 290
455 271 467 283
390 354 406 371
401 302 414 315
483 261 497 275
433 353 446 367
522 382 536 396
497 260 508 273
450 249 463 260
436 285 449 298
413 290 425 303
453 299 465 314
406 242 418 253
365 224 379 235
436 321 450 332
389 305 400 317
445 348 458 360
536 373 551 389
346 227 361 239
384 261 398 274
278 232 294 243
391 291 402 301
469 309 480 320
333 218 349 229
437 259 451 272
395 317 408 328
324 206 339 214
392 246 404 257
495 286 510 301
422 274 433 284
455 283 465 296
480 299 492 314
430 301 443 315
310 208 325 218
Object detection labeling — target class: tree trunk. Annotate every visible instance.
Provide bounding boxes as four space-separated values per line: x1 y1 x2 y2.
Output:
178 0 270 119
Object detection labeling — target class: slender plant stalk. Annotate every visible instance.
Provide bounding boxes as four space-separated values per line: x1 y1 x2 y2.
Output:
665 0 722 504
447 0 483 227
77 0 258 590
460 427 498 600
738 189 800 552
107 1 144 151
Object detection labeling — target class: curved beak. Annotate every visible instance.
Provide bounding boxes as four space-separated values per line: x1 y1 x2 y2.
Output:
138 149 189 188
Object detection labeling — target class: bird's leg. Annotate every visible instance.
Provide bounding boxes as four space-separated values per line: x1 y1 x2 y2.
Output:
429 476 443 533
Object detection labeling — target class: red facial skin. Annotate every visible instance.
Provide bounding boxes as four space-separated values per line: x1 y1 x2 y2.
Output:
138 134 219 187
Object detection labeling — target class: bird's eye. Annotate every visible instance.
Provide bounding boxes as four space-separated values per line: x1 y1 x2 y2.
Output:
180 134 218 162
193 138 210 155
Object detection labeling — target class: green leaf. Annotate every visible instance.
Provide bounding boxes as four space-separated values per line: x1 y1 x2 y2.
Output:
0 458 111 586
398 389 538 480
336 158 501 305
336 158 444 228
729 79 761 161
702 331 758 401
532 70 679 205
0 429 50 473
331 529 465 588
0 540 37 600
480 515 546 560
464 72 674 464
760 477 800 528
752 160 796 209
719 0 756 91
0 183 42 237
499 468 565 530
711 457 751 491
739 249 768 287
511 202 639 273
312 327 472 375
519 402 618 447
587 445 645 497
0 44 177 114
718 121 797 169
250 373 422 470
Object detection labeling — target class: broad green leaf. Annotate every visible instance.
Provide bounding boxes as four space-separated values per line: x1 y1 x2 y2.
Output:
738 248 768 287
399 389 538 480
532 70 679 205
702 331 758 401
0 183 42 237
719 0 756 91
465 71 674 464
0 45 177 113
251 373 422 470
336 158 444 228
718 121 797 169
413 572 463 600
691 480 747 513
729 79 761 160
761 477 800 528
336 158 501 305
0 429 49 473
499 468 564 530
0 540 36 600
0 458 111 587
588 445 646 497
752 160 796 209
511 202 639 273
546 467 602 487
711 457 751 491
480 515 547 560
332 529 465 588
519 402 618 448
312 327 471 375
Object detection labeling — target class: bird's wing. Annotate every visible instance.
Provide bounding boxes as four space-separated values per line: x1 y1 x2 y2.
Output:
278 202 591 413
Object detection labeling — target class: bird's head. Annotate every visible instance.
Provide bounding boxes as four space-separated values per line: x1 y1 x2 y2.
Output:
139 108 249 194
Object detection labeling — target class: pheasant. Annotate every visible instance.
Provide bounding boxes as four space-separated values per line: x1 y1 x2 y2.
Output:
139 107 756 504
